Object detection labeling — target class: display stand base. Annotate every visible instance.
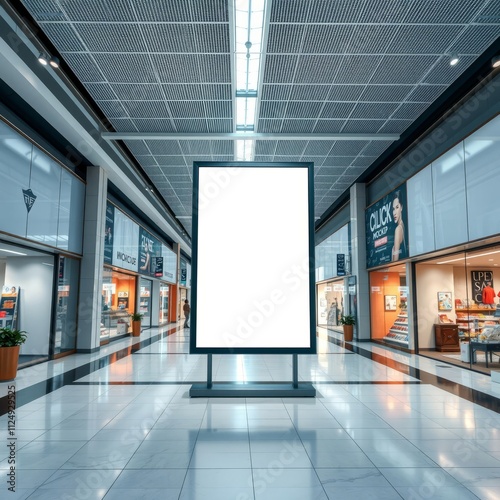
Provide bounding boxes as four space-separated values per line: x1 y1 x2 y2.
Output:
189 382 316 398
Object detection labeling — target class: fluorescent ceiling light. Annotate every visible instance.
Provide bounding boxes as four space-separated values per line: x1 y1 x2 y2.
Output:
437 250 500 264
0 248 27 256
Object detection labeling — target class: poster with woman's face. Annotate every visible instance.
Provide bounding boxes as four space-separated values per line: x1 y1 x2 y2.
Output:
365 184 409 268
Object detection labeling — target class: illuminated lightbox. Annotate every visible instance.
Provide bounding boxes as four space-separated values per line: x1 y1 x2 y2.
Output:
190 162 316 354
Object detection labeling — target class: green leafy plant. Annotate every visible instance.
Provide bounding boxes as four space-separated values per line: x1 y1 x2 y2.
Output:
340 315 356 326
0 328 27 347
130 312 144 322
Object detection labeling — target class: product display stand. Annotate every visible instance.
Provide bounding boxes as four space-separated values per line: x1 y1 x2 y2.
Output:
189 354 316 397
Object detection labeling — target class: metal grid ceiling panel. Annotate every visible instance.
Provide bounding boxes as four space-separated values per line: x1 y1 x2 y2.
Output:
270 0 309 22
208 141 233 156
290 85 331 101
281 120 316 133
145 142 182 155
275 141 308 156
392 102 431 120
85 83 117 101
378 120 413 133
92 54 157 83
450 25 500 54
295 55 344 84
350 103 400 119
342 120 386 133
370 56 438 84
96 101 128 118
348 25 398 54
261 85 292 101
313 121 345 133
75 23 147 52
132 0 228 22
169 101 210 118
330 142 369 156
475 2 500 23
407 85 448 102
111 84 164 101
359 85 414 103
423 56 476 84
327 86 366 102
257 120 284 134
403 0 487 23
267 25 305 54
303 141 335 156
202 84 232 100
285 102 323 119
38 22 85 51
141 24 196 53
134 155 158 166
259 101 288 119
62 53 103 83
204 101 232 118
179 141 212 155
300 25 355 54
255 141 278 156
124 141 150 156
122 101 170 119
386 25 464 54
320 103 356 119
131 119 176 133
362 141 395 156
334 56 384 84
263 55 299 83
206 119 233 133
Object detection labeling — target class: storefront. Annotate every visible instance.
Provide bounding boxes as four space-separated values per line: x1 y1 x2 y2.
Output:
317 279 346 332
365 183 412 350
415 245 500 374
101 200 179 343
0 118 85 365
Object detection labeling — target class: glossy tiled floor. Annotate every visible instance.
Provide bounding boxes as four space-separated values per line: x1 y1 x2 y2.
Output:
1 325 500 499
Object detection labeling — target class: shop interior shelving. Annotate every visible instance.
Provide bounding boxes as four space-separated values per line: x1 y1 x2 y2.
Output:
456 308 499 339
384 311 409 346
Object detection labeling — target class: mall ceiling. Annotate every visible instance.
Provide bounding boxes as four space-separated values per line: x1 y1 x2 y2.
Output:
15 0 500 236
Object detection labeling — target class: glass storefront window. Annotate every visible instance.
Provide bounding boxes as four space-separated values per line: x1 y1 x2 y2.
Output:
101 268 135 342
140 278 152 328
54 256 80 356
370 264 409 348
159 283 169 325
416 246 500 374
317 280 346 332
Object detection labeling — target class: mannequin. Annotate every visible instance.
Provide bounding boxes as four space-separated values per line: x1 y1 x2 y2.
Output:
482 282 496 308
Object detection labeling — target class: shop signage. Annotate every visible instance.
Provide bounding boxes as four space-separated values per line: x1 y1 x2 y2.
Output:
365 183 409 268
104 202 114 264
138 227 162 277
161 244 177 283
337 253 346 276
471 270 494 304
154 257 163 277
22 188 37 213
112 209 139 272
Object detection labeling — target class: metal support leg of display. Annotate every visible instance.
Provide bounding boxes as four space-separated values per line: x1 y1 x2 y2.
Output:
189 354 316 397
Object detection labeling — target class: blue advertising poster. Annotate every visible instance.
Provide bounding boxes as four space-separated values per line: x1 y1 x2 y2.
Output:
366 184 409 268
104 202 114 264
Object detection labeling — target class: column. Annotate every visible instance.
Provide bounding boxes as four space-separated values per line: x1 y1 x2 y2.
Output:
350 183 370 341
77 166 107 352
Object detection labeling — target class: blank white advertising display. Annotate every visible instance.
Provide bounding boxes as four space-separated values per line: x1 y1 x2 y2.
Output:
191 163 316 353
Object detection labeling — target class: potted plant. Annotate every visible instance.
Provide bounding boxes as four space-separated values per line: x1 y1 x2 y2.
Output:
340 315 356 342
0 328 27 381
130 312 143 337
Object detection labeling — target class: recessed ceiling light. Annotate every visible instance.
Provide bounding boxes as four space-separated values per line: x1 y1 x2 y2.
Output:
38 52 49 65
449 54 459 66
49 56 60 68
0 248 27 256
492 56 500 68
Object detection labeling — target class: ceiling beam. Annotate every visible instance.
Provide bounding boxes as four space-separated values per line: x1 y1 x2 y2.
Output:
102 132 399 141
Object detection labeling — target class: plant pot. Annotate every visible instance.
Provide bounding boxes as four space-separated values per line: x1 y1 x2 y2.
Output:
0 345 21 381
132 320 141 337
343 324 354 342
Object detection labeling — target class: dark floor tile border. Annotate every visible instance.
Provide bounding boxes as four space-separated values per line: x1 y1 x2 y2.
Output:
69 380 421 386
323 331 500 414
0 327 180 416
1 327 499 415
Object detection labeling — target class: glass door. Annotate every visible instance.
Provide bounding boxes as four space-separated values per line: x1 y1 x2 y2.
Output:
140 278 152 328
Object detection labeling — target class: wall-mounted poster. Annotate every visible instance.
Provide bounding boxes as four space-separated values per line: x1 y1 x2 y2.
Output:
385 295 397 311
112 209 139 272
366 184 409 268
438 292 453 311
471 271 494 306
0 285 20 329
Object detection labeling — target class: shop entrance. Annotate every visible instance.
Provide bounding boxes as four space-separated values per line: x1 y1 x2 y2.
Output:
317 279 346 333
